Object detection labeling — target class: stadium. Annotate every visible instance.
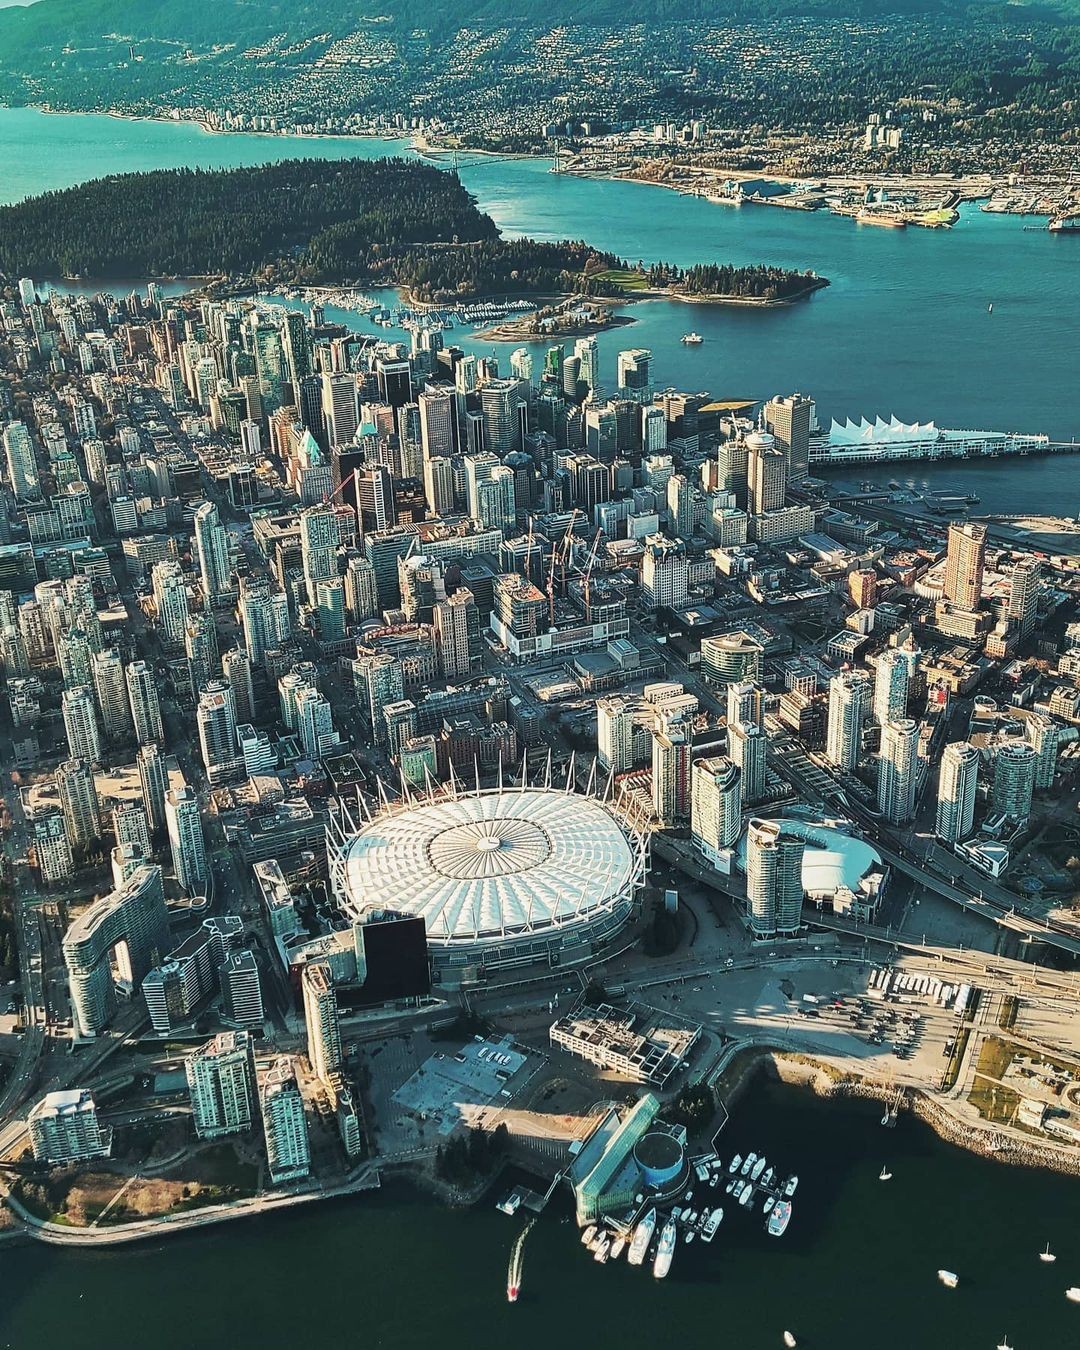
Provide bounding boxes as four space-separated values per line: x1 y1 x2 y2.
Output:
327 780 648 987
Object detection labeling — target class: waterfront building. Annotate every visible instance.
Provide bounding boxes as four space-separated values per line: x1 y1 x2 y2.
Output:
220 950 264 1027
63 865 168 1037
28 1090 111 1164
185 1030 256 1139
56 757 100 850
747 432 787 515
260 1058 311 1185
991 740 1038 823
125 659 163 745
936 741 980 844
873 649 910 725
302 961 342 1083
690 756 742 869
765 393 813 482
826 671 869 771
166 785 208 894
943 521 987 610
728 719 766 805
745 818 804 938
877 718 920 825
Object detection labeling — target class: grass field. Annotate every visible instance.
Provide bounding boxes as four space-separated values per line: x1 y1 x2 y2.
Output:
590 267 649 291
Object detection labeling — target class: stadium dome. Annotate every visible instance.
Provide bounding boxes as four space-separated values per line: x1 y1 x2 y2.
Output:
328 785 646 985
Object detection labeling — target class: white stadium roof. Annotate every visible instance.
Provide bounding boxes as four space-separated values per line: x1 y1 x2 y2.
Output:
340 787 639 944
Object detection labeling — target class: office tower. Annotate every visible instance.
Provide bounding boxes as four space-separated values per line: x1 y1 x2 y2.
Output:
991 741 1038 822
260 1059 311 1184
826 671 870 771
344 554 380 622
936 741 980 843
63 864 168 1035
62 684 103 764
353 651 405 744
151 559 190 646
34 808 73 882
166 785 208 893
641 404 667 454
1008 559 1040 640
727 680 764 730
651 724 692 827
185 1031 256 1139
321 372 359 449
691 757 743 867
314 577 347 644
423 454 455 517
616 348 652 399
476 465 516 532
3 420 40 499
877 718 920 825
667 473 697 538
112 800 151 859
747 432 787 515
464 451 500 520
1026 713 1059 790
873 649 910 725
434 588 481 680
302 961 342 1082
640 534 689 610
729 720 767 805
356 465 395 534
701 632 764 687
745 818 804 938
193 500 232 603
239 577 291 666
126 659 163 745
479 378 525 454
91 647 132 741
220 950 264 1027
943 522 987 610
375 355 412 407
849 568 878 609
197 680 240 785
574 337 599 397
184 611 220 698
294 686 337 758
56 757 101 850
765 393 813 482
418 387 455 461
28 1090 112 1164
299 503 340 605
137 742 168 836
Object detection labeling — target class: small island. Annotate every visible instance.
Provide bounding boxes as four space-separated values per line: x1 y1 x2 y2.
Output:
0 157 827 311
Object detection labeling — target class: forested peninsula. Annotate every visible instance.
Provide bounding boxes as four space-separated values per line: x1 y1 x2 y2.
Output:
0 157 826 304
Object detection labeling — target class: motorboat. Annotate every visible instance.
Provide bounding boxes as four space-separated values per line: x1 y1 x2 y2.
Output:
783 1334 797 1348
938 1270 959 1288
783 1175 799 1197
681 332 704 345
627 1209 656 1266
653 1220 676 1279
581 1225 597 1246
593 1233 610 1263
768 1201 792 1237
729 1153 743 1174
741 1153 757 1176
609 1235 626 1260
1067 1288 1080 1302
751 1156 767 1182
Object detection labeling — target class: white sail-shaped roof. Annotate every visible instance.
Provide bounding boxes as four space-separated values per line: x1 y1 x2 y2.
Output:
828 415 939 446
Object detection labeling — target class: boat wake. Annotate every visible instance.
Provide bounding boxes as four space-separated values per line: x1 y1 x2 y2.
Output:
507 1218 536 1302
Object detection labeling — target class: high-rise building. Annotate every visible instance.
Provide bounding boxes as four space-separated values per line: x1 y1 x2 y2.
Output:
28 1090 112 1164
745 818 804 938
479 378 526 455
185 1030 256 1139
356 465 395 534
321 371 359 448
344 554 380 622
193 500 233 604
418 388 455 461
936 741 980 843
1026 713 1060 791
991 741 1038 823
151 559 190 647
877 718 920 825
747 432 787 515
596 696 652 774
196 680 240 784
640 534 689 611
943 522 987 610
434 588 481 680
701 631 764 687
260 1058 311 1184
616 348 652 400
299 504 341 606
126 659 164 745
239 577 291 667
765 393 813 482
302 961 342 1082
1008 559 1040 640
92 647 133 740
137 742 168 836
112 800 151 859
726 680 764 730
3 420 40 500
690 756 742 868
294 685 337 758
185 610 220 698
222 646 255 725
826 671 870 771
62 684 103 764
872 649 910 725
651 724 692 826
729 720 767 805
166 785 208 893
33 809 73 883
56 757 101 850
220 950 264 1027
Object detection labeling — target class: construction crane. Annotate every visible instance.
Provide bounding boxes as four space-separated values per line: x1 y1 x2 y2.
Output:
579 528 603 616
546 509 581 625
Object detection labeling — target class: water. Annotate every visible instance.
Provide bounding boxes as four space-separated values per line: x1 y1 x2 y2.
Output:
0 1078 1076 1349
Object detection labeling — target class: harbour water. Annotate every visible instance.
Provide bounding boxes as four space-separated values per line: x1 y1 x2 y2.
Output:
1 1078 1078 1349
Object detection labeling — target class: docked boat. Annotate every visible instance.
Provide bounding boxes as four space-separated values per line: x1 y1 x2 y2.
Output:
742 1153 757 1177
729 1153 743 1175
609 1235 626 1261
768 1201 792 1237
725 1179 735 1195
751 1156 767 1182
653 1220 677 1279
628 1210 656 1266
761 1167 775 1189
681 332 704 345
1067 1287 1080 1303
1040 1242 1056 1263
763 1192 775 1214
581 1225 597 1247
1049 216 1080 232
783 1175 799 1197
702 1208 724 1242
740 1185 754 1208
938 1270 959 1288
684 1229 695 1245
593 1233 610 1263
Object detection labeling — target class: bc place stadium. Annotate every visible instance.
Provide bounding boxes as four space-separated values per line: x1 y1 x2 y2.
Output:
327 774 648 987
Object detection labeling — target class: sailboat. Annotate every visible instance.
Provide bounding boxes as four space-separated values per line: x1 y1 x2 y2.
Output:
1040 1242 1056 1263
879 1166 893 1181
988 302 994 314
996 1338 1013 1350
